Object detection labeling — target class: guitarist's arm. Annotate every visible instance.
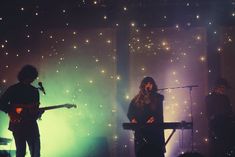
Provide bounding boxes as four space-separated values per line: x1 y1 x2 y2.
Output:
37 108 45 119
26 102 45 120
35 90 44 119
0 88 12 113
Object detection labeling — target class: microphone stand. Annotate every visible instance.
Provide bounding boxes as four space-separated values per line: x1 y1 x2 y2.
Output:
188 86 194 152
158 85 198 152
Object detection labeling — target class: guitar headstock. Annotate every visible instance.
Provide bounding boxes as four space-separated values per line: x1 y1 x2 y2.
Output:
64 104 77 109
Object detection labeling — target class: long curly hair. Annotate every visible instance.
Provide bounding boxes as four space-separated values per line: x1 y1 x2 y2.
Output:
133 77 158 107
139 76 158 92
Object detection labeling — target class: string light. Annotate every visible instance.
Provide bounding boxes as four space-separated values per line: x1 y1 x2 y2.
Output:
131 22 135 27
1 1 234 156
200 56 206 62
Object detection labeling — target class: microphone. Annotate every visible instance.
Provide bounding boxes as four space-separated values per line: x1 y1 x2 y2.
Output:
38 82 46 95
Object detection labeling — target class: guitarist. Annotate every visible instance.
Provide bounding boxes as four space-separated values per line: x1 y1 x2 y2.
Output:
0 65 43 157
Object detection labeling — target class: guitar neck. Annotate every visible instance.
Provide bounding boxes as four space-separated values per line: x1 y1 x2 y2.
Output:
39 105 68 111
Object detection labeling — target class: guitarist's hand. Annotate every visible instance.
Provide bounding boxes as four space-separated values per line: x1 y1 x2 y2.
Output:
37 110 45 120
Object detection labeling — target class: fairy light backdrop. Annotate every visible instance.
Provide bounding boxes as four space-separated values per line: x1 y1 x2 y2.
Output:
1 1 235 157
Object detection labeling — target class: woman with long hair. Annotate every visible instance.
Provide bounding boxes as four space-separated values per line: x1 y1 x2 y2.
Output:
127 76 165 157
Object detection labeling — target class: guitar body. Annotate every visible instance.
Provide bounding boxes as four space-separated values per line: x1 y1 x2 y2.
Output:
8 104 40 124
8 104 76 124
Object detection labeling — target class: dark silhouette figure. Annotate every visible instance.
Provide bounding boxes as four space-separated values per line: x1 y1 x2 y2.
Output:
0 65 43 157
127 77 165 157
205 78 235 157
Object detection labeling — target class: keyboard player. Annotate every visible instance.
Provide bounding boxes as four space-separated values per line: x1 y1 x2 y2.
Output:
127 77 165 157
